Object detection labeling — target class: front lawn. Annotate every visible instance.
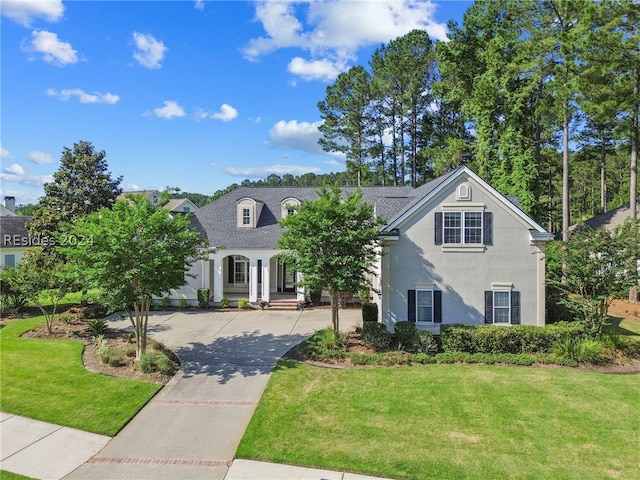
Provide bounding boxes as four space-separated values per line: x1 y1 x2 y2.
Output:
0 316 161 436
237 360 640 480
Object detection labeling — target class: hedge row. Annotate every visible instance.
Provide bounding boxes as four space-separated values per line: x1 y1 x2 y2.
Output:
440 322 588 354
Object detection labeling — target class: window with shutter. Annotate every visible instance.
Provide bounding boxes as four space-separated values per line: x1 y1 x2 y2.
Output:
485 289 521 324
436 210 491 246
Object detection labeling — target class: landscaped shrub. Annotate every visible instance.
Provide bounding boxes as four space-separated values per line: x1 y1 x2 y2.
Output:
136 351 173 374
86 318 108 335
238 297 249 309
197 288 210 309
417 331 439 354
394 321 420 351
161 296 171 307
299 328 346 361
601 334 640 356
178 298 188 309
58 313 73 324
361 322 390 351
440 324 475 352
221 296 231 308
0 267 28 314
361 302 378 323
553 338 606 365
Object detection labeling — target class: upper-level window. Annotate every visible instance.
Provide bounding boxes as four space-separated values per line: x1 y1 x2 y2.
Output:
242 208 251 225
435 211 492 246
281 197 300 218
237 197 263 228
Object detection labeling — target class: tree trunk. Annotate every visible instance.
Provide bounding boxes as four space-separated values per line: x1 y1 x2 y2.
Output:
630 68 638 219
601 130 607 213
562 107 570 242
330 287 340 332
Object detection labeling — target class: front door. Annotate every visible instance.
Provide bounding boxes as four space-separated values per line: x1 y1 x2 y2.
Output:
282 263 296 292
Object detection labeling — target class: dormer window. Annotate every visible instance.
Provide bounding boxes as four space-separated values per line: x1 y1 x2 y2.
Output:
237 197 263 228
281 197 300 218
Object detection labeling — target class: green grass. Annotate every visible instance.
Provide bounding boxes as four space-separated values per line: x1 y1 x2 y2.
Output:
237 360 640 480
0 316 161 436
607 316 640 340
0 470 38 480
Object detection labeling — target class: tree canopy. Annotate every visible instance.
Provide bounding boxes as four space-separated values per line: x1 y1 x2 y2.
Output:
278 186 384 332
60 196 206 359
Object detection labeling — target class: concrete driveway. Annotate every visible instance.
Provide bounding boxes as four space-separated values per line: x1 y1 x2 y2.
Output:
63 308 362 480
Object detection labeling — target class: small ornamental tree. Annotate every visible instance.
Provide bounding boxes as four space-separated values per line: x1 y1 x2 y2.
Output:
15 248 77 334
60 196 206 359
278 185 384 332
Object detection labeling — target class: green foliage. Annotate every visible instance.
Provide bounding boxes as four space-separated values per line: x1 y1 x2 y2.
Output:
416 330 439 354
28 140 122 242
0 267 28 314
86 318 108 336
393 321 420 351
221 296 231 308
238 297 249 309
178 298 188 309
299 328 346 362
440 323 589 354
160 296 171 307
13 249 77 334
57 313 73 324
278 185 384 331
197 288 210 309
361 302 378 323
361 322 390 351
553 338 606 365
60 195 206 360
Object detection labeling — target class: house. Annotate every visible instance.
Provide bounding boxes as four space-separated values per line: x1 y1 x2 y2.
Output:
0 216 34 268
173 166 554 331
575 201 640 231
1 196 17 217
116 190 161 206
163 198 199 214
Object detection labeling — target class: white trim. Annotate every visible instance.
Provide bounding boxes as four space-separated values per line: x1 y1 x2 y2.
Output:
491 282 513 289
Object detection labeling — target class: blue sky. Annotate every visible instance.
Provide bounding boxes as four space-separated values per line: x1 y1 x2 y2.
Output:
1 0 472 205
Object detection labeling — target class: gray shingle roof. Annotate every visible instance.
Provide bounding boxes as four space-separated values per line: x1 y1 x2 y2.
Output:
195 170 458 249
0 216 33 248
578 202 640 231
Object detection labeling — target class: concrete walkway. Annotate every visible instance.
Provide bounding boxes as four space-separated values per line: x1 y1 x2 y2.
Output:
1 308 390 480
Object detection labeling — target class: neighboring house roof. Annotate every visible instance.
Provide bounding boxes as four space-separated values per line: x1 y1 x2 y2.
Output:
0 205 17 217
574 201 640 231
116 190 159 200
0 216 33 247
194 166 551 249
163 198 198 213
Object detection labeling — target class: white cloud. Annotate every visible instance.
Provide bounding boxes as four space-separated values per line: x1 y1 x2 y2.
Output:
269 119 325 154
46 88 120 104
288 57 344 82
244 0 448 81
3 163 25 175
28 150 55 164
324 158 344 167
1 0 64 27
151 100 185 119
224 164 321 178
196 104 239 122
132 32 167 69
0 173 53 187
194 0 205 11
122 183 141 191
1 147 13 159
25 30 78 66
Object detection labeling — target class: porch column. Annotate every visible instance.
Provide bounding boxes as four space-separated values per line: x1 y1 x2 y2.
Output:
296 271 305 302
261 259 271 302
249 259 259 302
213 257 223 302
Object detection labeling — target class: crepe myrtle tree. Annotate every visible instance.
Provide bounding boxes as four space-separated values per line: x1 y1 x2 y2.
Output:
278 185 384 332
60 195 207 359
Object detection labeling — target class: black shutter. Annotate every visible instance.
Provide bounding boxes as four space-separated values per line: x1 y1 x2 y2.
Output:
434 212 443 245
228 257 234 284
408 290 416 322
511 291 521 324
257 259 262 284
434 290 442 323
484 291 493 323
483 212 493 245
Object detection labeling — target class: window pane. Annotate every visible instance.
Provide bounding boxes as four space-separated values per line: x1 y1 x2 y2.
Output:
464 212 482 244
416 290 433 322
494 308 510 323
242 208 251 225
443 212 461 244
494 291 510 307
493 291 510 323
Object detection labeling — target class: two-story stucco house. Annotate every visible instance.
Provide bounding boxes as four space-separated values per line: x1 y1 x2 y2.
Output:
174 166 553 331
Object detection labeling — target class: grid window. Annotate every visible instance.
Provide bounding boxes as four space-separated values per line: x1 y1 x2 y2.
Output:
242 208 251 225
493 291 510 323
464 212 483 243
234 256 249 283
443 212 461 244
416 290 433 323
